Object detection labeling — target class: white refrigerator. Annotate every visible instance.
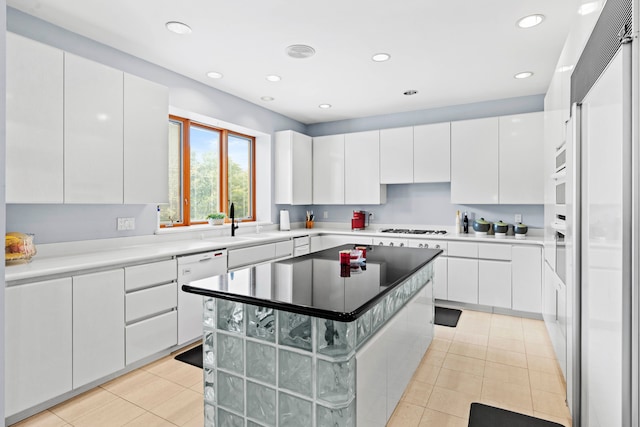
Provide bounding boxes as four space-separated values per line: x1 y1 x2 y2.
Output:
575 41 633 427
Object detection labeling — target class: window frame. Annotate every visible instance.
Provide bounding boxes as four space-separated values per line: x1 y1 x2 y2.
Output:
164 115 256 227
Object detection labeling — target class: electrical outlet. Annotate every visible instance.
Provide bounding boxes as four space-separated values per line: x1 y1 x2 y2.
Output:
117 217 135 231
515 214 522 223
370 212 374 220
323 211 328 219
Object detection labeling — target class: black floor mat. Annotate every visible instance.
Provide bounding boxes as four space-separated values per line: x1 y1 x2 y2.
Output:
174 344 203 369
468 403 563 427
435 306 462 327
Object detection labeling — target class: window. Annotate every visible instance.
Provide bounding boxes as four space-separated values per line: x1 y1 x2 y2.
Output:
161 115 255 226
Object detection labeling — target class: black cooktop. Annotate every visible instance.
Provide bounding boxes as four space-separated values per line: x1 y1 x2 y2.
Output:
380 228 447 235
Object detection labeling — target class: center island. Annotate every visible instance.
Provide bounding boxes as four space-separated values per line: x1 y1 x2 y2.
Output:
182 244 442 427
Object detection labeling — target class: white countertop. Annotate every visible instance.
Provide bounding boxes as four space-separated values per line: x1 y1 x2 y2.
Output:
5 224 543 283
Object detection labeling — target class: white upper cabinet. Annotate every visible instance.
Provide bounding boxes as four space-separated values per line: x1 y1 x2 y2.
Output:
64 53 124 203
124 73 169 204
345 130 386 204
380 127 413 183
499 112 544 204
451 117 499 204
274 130 313 205
313 134 345 204
6 33 64 203
414 122 451 183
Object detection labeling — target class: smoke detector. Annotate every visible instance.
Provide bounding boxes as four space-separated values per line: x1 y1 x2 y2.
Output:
286 44 316 59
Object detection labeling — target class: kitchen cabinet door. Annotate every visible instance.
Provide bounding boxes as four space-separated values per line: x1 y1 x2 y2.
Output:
447 258 478 304
274 130 313 204
512 246 542 313
414 122 451 183
124 73 169 204
6 32 64 203
478 260 511 309
5 278 72 417
499 112 544 204
345 130 386 204
450 117 499 203
433 256 448 300
64 53 124 203
73 269 125 388
380 126 413 183
313 134 345 204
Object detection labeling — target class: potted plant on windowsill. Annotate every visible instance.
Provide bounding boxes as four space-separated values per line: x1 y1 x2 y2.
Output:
206 212 226 226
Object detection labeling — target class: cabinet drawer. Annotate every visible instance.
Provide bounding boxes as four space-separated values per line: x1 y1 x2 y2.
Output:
478 243 511 260
126 282 177 323
228 244 276 269
275 240 293 258
447 242 478 258
126 311 177 365
125 259 177 291
293 236 310 247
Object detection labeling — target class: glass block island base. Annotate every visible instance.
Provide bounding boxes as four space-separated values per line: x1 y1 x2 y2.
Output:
195 258 435 427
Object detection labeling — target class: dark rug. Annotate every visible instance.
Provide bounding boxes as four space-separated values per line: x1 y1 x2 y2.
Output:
435 306 462 327
468 403 563 427
174 344 203 369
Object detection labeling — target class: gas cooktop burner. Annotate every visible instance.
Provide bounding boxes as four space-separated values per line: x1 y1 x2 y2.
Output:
380 228 447 235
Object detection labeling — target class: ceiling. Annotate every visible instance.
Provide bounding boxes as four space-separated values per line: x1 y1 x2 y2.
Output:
9 0 582 125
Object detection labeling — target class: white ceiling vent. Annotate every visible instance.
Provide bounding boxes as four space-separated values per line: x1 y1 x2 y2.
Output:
286 44 316 59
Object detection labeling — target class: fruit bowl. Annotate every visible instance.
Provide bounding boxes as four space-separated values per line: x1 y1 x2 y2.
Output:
5 232 36 265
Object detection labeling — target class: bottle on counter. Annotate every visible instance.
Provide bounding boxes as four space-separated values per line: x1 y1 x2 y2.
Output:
463 212 469 234
455 210 461 234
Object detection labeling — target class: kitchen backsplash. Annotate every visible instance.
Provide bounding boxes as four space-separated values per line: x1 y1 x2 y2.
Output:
307 183 543 229
8 184 542 245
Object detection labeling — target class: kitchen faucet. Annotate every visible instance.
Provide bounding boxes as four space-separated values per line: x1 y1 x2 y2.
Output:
230 202 239 236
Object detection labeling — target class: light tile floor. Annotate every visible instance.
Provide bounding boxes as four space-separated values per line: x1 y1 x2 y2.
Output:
12 309 572 427
11 343 204 427
386 309 573 427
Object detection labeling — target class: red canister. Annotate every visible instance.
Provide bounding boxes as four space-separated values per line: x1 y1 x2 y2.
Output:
339 250 351 265
355 246 367 259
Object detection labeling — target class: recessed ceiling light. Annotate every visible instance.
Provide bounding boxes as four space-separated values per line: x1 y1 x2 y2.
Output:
319 104 332 109
261 96 274 102
206 71 223 79
266 75 281 82
286 44 316 59
372 53 391 62
516 14 545 28
165 21 192 35
514 71 534 79
578 2 599 15
403 90 418 96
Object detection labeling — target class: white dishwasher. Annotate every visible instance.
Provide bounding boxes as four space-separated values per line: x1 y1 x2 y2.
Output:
177 250 227 345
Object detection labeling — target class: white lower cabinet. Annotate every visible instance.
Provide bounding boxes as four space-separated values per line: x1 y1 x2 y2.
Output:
125 260 178 362
543 262 567 379
5 278 73 417
433 257 448 300
512 246 543 313
73 269 125 388
228 243 277 270
126 311 178 365
356 282 433 426
478 260 511 308
447 258 478 304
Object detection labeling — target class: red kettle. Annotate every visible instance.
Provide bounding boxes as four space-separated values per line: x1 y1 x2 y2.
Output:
351 210 369 230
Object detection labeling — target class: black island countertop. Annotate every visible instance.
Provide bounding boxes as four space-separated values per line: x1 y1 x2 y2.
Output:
182 244 442 322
